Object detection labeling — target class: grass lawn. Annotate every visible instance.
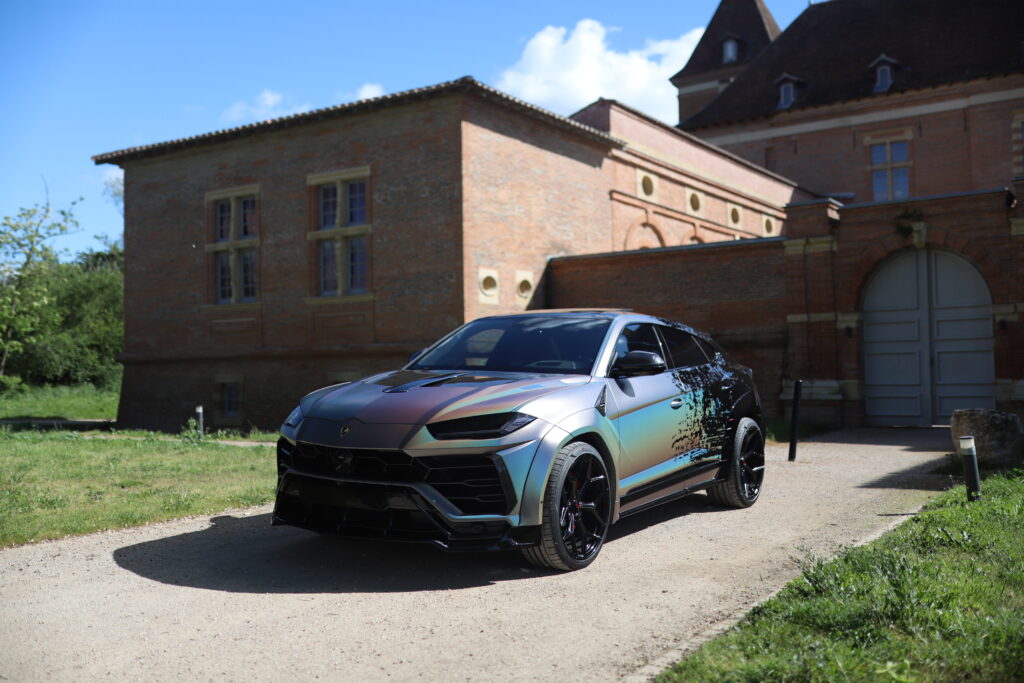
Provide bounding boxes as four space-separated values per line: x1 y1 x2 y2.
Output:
658 469 1024 682
0 383 120 421
0 429 276 547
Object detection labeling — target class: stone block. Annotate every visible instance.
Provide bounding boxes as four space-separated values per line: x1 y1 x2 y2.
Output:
950 408 1024 467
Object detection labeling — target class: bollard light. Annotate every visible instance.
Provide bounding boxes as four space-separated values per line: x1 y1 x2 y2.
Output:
958 435 981 502
195 405 205 440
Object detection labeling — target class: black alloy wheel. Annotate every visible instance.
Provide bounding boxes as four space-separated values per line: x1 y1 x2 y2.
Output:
706 417 764 508
558 451 610 562
522 441 612 571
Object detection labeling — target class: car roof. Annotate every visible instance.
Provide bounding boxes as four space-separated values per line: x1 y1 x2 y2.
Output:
474 309 713 342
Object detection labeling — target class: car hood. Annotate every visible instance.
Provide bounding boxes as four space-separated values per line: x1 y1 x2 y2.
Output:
302 369 591 425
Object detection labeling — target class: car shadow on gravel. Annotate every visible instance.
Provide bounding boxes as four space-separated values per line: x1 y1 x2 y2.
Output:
113 497 721 594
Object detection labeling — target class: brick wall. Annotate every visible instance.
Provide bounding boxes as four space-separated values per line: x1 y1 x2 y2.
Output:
547 238 789 418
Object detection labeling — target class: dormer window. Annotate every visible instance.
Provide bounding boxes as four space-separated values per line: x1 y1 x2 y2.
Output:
773 73 802 110
874 64 892 93
869 54 900 94
722 38 738 64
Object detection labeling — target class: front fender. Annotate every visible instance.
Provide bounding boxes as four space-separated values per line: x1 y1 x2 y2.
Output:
517 408 620 527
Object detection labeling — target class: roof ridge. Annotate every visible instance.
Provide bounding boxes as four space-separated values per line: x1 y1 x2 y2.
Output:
93 76 622 164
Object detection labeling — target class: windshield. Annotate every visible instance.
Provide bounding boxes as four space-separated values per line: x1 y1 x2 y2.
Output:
409 316 612 375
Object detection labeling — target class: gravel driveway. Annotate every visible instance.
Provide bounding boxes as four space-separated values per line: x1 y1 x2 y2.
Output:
0 428 953 681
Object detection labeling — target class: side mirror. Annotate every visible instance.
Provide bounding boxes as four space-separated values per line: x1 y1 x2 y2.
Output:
612 350 667 377
408 348 426 363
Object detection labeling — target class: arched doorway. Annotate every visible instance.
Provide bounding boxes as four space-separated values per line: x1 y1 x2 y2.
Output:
862 248 995 426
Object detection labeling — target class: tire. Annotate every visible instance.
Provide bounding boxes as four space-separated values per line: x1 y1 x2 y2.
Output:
521 441 612 571
706 417 765 508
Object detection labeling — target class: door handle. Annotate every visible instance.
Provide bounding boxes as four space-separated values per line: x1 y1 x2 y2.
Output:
670 398 684 409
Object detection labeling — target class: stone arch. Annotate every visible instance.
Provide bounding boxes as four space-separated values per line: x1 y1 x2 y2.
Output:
846 227 999 312
624 216 667 250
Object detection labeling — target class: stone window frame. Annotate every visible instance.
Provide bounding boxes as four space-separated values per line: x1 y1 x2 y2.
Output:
205 185 261 305
864 128 913 201
306 167 374 303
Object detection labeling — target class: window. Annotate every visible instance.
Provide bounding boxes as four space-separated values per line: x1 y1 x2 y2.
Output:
307 167 372 299
205 185 260 305
657 326 709 369
221 383 241 418
216 252 232 303
869 140 910 201
778 82 794 109
874 64 892 93
612 323 664 368
722 39 738 64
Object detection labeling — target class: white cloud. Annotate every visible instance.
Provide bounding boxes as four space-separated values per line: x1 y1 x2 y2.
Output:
220 89 312 124
355 83 384 100
334 82 386 104
497 19 703 124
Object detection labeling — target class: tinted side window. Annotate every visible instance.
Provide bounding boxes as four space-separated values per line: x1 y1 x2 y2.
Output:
612 323 664 365
658 326 708 368
695 337 721 361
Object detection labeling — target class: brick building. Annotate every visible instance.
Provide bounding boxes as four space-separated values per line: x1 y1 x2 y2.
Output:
576 0 1024 426
95 0 1024 431
94 79 801 430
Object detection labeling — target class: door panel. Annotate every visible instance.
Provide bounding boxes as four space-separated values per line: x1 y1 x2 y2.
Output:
929 250 995 422
863 250 930 425
862 248 994 426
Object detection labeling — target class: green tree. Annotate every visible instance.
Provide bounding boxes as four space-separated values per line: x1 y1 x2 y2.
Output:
13 240 124 387
0 201 79 383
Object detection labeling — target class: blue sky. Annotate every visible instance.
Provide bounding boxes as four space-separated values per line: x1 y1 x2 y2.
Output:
0 0 809 258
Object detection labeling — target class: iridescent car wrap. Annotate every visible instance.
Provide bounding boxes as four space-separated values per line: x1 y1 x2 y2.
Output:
274 310 765 570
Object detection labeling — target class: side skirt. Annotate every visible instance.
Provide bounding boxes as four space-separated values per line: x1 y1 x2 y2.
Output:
618 461 723 518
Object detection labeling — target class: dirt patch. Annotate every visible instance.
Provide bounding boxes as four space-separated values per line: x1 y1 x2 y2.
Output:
0 428 952 681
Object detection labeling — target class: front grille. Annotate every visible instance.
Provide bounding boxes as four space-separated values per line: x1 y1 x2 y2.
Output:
288 443 510 515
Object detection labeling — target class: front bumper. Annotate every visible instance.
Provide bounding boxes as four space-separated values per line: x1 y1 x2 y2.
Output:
273 438 541 551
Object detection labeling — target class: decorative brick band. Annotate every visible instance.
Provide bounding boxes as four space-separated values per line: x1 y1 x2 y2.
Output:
784 236 836 256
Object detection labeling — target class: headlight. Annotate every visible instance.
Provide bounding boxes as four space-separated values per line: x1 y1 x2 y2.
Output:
283 405 304 429
426 412 536 440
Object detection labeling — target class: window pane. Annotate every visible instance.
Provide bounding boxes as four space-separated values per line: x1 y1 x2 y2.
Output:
658 326 708 368
874 65 891 92
320 241 338 295
870 144 887 166
410 316 611 375
240 249 256 301
348 235 368 293
890 141 908 163
613 324 663 365
346 180 366 225
215 201 231 241
239 197 257 238
722 39 737 64
872 170 890 201
320 185 337 230
216 251 232 303
892 167 909 199
778 83 793 108
221 383 240 417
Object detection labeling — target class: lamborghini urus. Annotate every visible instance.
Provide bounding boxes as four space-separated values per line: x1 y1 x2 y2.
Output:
274 310 765 570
